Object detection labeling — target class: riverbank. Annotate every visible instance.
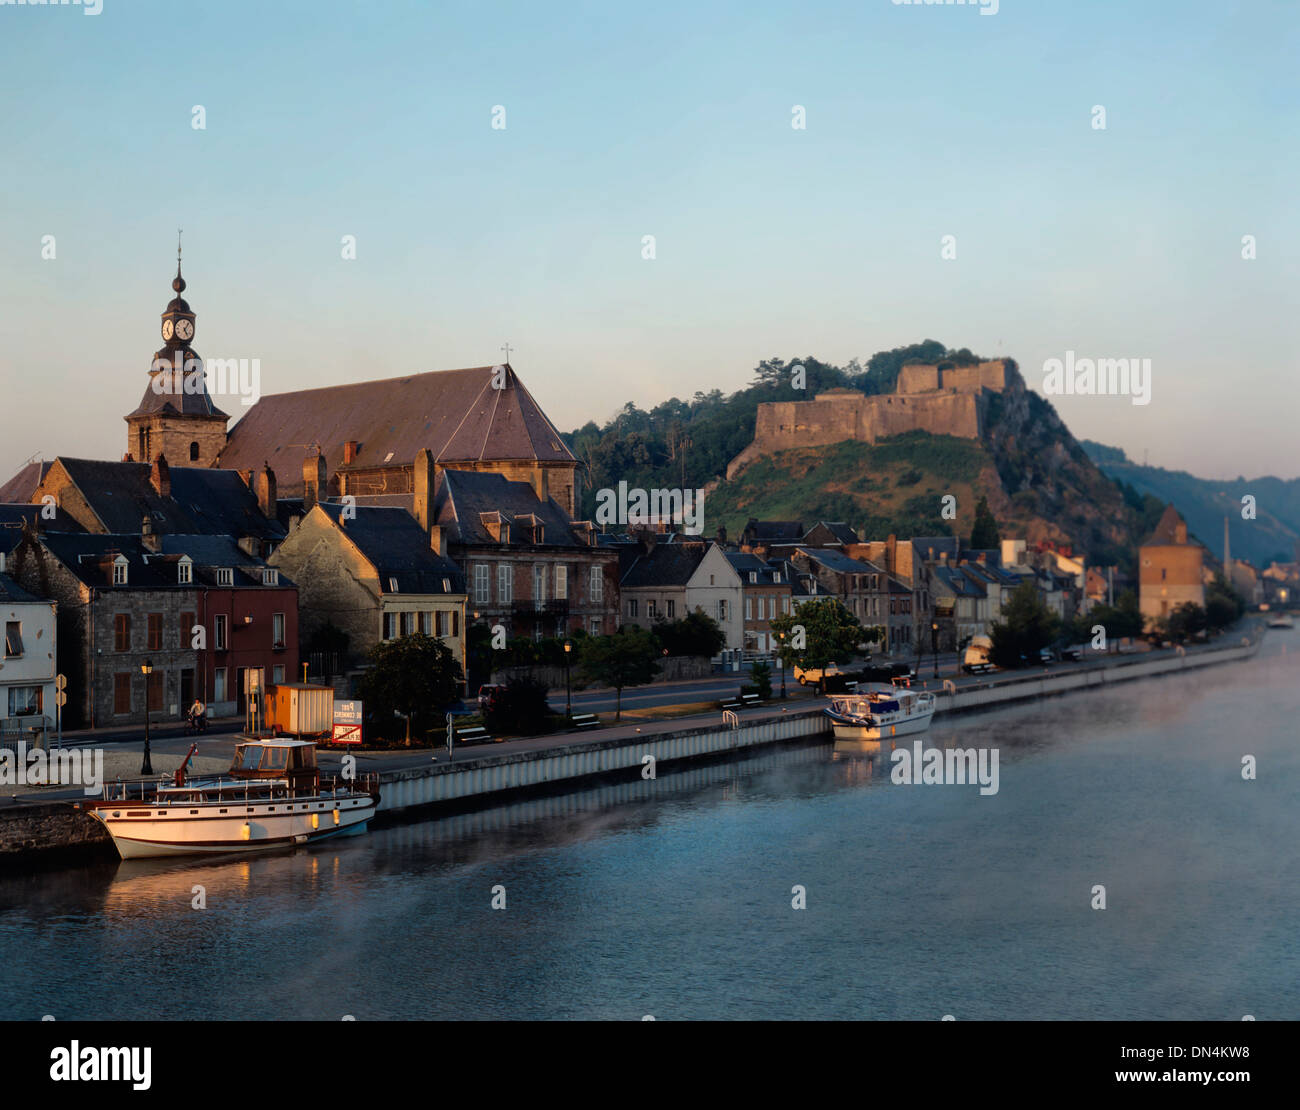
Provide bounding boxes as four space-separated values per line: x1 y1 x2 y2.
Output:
0 626 1265 868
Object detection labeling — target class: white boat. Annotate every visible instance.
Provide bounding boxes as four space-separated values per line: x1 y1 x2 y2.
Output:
1267 614 1294 629
82 739 379 860
825 685 937 741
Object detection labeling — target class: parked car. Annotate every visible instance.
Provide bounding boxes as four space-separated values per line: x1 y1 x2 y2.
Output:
862 662 915 685
1059 645 1084 662
794 662 843 686
477 684 504 710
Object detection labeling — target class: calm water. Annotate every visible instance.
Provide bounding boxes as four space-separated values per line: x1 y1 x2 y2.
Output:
2 634 1297 1021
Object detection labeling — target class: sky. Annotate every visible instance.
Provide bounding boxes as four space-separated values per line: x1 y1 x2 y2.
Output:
1 0 1296 482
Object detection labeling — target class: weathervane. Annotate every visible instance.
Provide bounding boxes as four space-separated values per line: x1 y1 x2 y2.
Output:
501 342 513 363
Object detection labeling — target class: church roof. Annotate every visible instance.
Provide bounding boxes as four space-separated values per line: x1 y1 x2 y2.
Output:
1143 505 1189 546
126 351 230 419
218 364 575 495
434 469 585 548
0 460 53 503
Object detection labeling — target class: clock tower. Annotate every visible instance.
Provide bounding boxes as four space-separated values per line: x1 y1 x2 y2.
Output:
125 246 228 466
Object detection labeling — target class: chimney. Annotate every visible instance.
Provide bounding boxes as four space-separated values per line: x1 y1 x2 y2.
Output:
429 523 443 556
149 454 171 498
141 514 160 552
255 464 277 520
240 469 254 488
639 527 656 555
302 452 326 512
716 524 728 547
413 448 435 532
886 533 897 576
343 440 359 465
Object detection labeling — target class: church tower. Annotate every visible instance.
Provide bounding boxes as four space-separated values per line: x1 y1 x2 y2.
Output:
124 244 228 465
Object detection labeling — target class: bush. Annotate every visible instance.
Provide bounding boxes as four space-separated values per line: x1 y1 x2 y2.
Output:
484 677 555 736
750 660 772 699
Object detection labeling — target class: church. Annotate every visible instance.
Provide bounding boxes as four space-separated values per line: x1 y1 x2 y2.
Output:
121 253 583 518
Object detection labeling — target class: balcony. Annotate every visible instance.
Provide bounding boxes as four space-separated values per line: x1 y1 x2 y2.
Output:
511 599 570 616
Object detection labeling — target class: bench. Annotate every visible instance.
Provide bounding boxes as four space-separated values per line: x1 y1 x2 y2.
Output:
453 725 494 745
569 713 600 731
720 698 743 712
739 693 761 707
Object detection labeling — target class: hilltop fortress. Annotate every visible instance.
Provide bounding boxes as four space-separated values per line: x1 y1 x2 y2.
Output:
726 359 1022 479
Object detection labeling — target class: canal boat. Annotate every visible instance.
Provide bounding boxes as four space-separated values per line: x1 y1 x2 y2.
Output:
1266 614 1294 629
81 739 379 860
825 685 936 741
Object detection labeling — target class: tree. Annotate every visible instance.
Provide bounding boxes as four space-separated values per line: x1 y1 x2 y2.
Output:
969 495 1001 550
769 597 864 676
485 676 554 736
1205 575 1245 632
357 633 465 746
1162 602 1207 644
653 609 726 657
1071 588 1143 648
575 627 662 722
989 581 1061 668
749 660 772 699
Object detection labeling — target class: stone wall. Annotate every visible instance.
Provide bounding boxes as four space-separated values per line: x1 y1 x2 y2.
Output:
0 801 112 861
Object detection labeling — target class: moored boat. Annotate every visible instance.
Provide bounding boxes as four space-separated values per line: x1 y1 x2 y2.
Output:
825 685 936 741
81 739 379 860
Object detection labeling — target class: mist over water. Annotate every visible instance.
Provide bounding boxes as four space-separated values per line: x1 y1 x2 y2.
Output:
2 636 1297 1021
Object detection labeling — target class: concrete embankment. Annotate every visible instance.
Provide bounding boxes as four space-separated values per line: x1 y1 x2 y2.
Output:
0 632 1264 866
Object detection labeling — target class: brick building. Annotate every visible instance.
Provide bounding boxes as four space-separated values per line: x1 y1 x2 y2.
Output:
1139 506 1205 628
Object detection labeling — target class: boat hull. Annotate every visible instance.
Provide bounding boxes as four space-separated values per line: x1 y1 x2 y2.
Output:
88 794 378 860
830 712 935 741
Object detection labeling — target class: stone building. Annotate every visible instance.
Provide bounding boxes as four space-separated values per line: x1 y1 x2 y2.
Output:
724 552 793 652
620 539 744 649
726 360 1018 480
1139 506 1205 627
9 528 296 728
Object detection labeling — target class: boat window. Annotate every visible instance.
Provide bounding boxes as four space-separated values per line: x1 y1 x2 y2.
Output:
263 747 289 771
234 745 262 772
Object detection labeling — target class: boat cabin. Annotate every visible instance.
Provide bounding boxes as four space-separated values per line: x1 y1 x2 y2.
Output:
230 740 320 793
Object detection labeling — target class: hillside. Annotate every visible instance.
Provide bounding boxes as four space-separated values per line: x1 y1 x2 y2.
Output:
564 343 1166 571
1081 441 1300 566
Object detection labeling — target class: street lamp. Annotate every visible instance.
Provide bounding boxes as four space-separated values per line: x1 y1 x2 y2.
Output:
777 631 787 699
140 658 154 776
931 622 939 679
563 639 573 717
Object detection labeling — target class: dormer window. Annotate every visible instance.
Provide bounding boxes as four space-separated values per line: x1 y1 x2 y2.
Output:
262 568 279 586
442 578 451 593
178 557 192 585
216 568 233 586
389 577 399 592
112 555 128 586
749 572 757 583
773 572 782 584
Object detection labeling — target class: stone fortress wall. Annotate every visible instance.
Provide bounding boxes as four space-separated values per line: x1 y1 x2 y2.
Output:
726 360 1016 480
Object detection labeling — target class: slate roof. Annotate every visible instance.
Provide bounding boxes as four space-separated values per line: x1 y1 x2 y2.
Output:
218 364 575 495
806 522 860 545
434 469 583 547
0 505 87 557
126 356 229 418
931 565 987 598
0 572 41 604
25 533 290 591
315 503 465 595
1144 505 1189 546
0 460 53 503
726 551 789 586
914 536 960 563
745 520 804 542
795 547 884 576
44 458 284 540
620 543 709 589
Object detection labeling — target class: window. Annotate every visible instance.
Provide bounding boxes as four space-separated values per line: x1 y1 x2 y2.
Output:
272 665 285 684
113 673 132 715
214 614 228 651
147 613 163 651
400 611 414 637
533 564 546 607
498 564 513 604
8 685 42 716
4 621 22 658
178 557 192 584
666 600 675 618
388 577 399 592
534 622 544 642
147 670 164 713
272 612 285 648
745 597 753 621
474 564 490 605
441 578 451 593
383 612 397 640
214 668 227 703
590 618 600 635
420 612 432 635
590 566 603 602
114 614 131 653
647 600 658 620
749 571 757 584
784 597 792 614
112 556 128 586
627 599 638 619
718 600 727 621
435 610 447 637
1161 568 1167 581
216 568 233 586
555 565 567 600
262 568 279 586
451 611 459 637
180 612 195 649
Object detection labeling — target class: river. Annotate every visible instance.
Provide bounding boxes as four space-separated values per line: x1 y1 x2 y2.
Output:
2 633 1296 1020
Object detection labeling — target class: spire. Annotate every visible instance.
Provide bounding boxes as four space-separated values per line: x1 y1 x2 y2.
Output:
173 228 186 293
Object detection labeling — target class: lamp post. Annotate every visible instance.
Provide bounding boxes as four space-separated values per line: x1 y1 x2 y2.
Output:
931 622 939 679
563 639 573 717
140 658 154 776
777 631 787 699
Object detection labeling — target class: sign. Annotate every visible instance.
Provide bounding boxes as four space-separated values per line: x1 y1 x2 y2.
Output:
55 674 66 691
332 700 363 745
55 691 67 708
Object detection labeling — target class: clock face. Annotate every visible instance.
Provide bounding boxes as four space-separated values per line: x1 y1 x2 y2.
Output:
161 319 174 341
175 318 194 341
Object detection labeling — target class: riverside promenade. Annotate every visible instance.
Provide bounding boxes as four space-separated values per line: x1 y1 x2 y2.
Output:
0 625 1267 865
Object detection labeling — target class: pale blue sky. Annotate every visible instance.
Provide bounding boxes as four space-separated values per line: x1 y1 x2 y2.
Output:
1 0 1296 480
